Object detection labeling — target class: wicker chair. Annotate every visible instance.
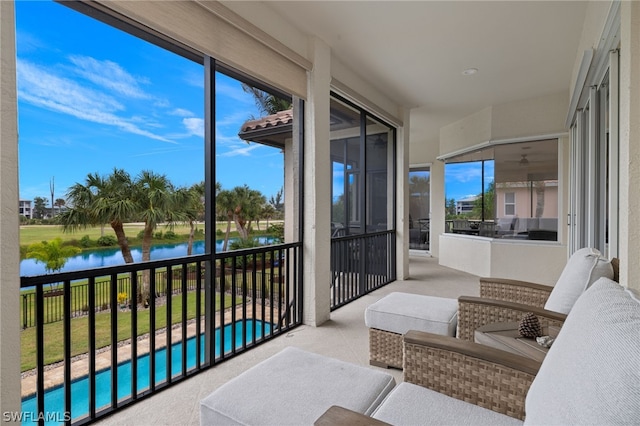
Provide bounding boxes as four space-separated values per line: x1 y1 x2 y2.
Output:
457 251 618 340
316 277 639 425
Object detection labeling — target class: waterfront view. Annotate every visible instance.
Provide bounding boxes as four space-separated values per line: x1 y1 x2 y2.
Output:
20 237 279 277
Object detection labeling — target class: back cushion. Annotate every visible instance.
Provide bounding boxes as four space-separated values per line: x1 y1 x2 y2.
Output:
544 247 613 314
525 278 640 425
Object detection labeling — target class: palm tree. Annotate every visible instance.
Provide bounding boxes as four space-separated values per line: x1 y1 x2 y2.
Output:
135 171 175 262
26 238 81 289
230 185 265 240
175 182 204 256
262 204 277 229
269 187 284 216
216 188 236 252
54 198 65 215
60 169 180 305
59 168 137 263
241 84 291 116
134 171 177 303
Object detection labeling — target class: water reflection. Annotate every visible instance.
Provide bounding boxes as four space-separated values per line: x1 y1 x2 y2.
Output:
21 237 277 277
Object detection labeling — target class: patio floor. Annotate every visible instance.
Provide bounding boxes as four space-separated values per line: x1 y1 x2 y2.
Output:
95 255 480 425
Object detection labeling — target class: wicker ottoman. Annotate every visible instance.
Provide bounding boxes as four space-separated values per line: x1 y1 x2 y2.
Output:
365 292 458 369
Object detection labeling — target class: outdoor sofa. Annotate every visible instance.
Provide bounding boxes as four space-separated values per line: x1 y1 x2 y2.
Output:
316 276 640 425
201 275 638 425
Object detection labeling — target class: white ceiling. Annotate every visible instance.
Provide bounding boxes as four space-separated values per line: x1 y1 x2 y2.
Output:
261 1 589 143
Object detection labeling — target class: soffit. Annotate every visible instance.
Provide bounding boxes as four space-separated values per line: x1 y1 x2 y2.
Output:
258 1 588 142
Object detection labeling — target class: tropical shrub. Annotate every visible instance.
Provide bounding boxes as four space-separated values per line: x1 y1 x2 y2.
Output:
80 235 94 248
97 235 118 246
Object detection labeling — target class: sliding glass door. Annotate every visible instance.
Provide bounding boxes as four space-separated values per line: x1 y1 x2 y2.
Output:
409 167 430 251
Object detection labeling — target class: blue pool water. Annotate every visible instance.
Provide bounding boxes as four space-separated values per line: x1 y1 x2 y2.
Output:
21 320 271 425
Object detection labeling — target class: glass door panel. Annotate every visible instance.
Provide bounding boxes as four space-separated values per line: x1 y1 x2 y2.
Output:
409 168 430 250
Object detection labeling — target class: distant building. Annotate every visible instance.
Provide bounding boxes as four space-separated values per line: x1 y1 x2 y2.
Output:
455 195 478 215
19 199 32 219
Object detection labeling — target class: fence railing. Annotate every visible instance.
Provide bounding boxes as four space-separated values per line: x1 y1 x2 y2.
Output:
20 268 201 329
20 242 302 426
330 230 396 310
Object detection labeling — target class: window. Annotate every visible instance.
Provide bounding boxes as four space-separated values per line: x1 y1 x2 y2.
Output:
409 167 430 250
330 94 395 236
444 139 559 241
504 192 515 216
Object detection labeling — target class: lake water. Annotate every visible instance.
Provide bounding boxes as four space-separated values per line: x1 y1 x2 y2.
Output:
20 237 278 277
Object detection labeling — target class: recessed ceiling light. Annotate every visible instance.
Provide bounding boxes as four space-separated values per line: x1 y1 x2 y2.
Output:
462 68 478 76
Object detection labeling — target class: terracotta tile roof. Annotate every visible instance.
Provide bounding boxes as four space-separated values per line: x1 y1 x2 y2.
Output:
240 109 293 133
238 109 293 148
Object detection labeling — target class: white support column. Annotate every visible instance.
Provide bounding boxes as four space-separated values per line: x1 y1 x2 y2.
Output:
396 108 410 279
430 159 445 259
0 0 22 416
303 37 331 326
618 1 640 291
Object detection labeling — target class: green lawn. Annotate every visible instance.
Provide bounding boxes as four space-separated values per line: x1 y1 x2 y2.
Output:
19 223 206 247
20 291 234 372
19 221 283 247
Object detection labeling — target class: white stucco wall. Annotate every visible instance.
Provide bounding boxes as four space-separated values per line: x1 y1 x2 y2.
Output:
489 241 566 285
439 235 566 285
491 92 569 140
618 1 640 291
439 234 492 277
0 0 21 415
439 107 492 154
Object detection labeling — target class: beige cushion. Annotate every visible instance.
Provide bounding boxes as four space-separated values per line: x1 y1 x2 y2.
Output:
365 292 458 337
544 247 613 314
373 382 522 426
200 347 395 425
525 278 640 425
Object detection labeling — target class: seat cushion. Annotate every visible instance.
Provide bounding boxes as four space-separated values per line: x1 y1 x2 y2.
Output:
544 247 613 314
200 346 396 426
372 382 522 425
525 278 640 425
365 292 458 336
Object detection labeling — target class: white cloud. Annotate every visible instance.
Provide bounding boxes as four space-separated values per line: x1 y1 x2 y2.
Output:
68 55 151 99
216 81 254 105
218 143 261 157
170 108 194 117
445 165 482 183
217 111 252 128
183 117 204 137
17 59 175 144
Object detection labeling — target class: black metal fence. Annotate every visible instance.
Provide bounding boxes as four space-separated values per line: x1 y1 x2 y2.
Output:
20 268 202 329
330 230 396 310
20 242 302 426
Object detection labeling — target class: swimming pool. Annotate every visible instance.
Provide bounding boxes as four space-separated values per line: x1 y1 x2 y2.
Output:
21 320 271 425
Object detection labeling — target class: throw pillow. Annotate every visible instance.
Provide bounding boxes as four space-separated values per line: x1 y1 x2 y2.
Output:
543 247 613 314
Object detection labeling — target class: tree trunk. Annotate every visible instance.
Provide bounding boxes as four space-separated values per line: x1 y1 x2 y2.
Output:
234 216 248 240
140 225 154 306
187 220 195 256
111 221 134 263
223 216 232 251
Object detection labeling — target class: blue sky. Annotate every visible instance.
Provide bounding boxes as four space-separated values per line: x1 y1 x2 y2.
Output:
16 0 284 204
444 161 494 202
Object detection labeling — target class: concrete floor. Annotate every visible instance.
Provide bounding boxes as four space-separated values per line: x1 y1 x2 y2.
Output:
96 256 480 426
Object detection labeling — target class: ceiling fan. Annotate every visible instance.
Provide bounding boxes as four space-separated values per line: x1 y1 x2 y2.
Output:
506 153 534 166
518 154 529 166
